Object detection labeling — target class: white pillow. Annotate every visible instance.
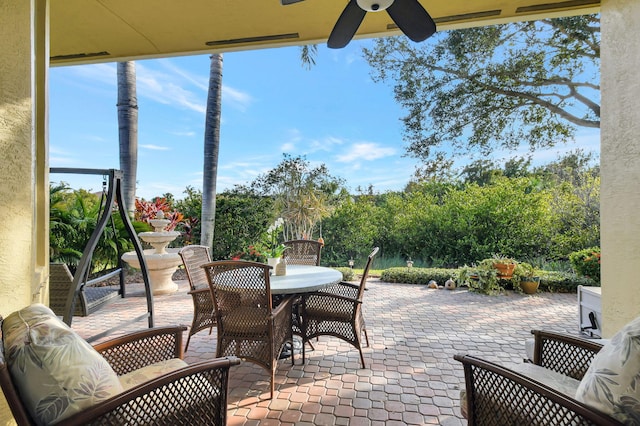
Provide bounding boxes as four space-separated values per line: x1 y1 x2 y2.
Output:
576 315 640 424
2 304 123 425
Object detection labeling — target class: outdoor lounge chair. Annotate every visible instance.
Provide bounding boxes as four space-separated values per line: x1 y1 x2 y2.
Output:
178 245 216 351
454 327 634 425
48 262 121 317
0 303 239 426
202 260 294 399
301 247 379 368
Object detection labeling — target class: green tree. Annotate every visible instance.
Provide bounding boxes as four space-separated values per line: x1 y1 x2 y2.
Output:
117 61 138 216
252 154 345 240
173 186 203 245
211 188 274 260
201 53 223 248
321 195 378 266
49 184 128 273
363 15 600 172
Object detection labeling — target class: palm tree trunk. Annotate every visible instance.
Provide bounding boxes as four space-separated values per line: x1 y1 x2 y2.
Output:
117 61 138 216
201 54 223 247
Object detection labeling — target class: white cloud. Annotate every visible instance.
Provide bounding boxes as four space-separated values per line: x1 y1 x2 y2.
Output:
309 136 344 152
69 63 117 86
140 144 170 151
136 63 206 114
222 86 254 112
281 142 296 151
336 142 396 162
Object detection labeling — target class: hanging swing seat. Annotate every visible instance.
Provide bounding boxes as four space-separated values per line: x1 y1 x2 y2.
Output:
49 263 122 317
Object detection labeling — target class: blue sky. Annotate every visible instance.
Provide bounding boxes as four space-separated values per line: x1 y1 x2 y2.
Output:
49 39 600 200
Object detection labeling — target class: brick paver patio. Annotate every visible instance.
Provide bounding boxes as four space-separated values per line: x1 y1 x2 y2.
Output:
70 276 579 425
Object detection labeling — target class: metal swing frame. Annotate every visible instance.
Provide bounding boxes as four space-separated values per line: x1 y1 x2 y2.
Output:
50 168 154 341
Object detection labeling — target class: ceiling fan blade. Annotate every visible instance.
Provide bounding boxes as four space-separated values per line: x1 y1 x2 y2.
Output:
281 0 305 4
327 0 367 49
386 0 436 42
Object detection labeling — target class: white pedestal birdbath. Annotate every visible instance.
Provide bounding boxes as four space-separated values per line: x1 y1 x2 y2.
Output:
121 211 182 295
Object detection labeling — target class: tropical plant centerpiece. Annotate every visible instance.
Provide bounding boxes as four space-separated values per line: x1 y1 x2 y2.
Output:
258 217 287 268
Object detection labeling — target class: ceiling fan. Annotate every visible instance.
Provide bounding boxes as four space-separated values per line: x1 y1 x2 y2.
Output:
281 0 437 49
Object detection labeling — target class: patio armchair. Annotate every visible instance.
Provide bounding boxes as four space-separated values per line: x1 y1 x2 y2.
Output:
202 260 294 399
178 245 216 351
301 247 379 368
455 327 635 425
1 303 239 426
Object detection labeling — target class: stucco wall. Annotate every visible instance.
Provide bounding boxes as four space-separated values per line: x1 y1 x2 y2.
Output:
600 0 640 336
0 1 48 423
0 1 38 315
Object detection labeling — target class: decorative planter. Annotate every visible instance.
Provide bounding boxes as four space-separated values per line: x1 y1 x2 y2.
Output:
493 262 515 279
267 257 281 271
520 277 540 294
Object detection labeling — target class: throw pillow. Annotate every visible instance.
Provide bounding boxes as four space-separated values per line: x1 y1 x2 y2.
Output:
2 304 123 425
576 315 640 424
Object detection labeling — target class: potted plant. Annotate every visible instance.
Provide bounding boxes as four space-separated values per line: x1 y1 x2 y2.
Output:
512 262 540 294
457 259 502 295
258 217 287 269
491 254 517 279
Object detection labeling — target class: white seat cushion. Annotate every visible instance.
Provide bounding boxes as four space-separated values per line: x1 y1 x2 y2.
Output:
459 361 581 419
119 358 188 391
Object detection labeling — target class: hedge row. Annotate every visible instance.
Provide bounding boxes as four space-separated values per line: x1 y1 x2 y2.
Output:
379 267 597 293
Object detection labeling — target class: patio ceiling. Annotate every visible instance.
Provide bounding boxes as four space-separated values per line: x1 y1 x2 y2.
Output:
50 0 599 66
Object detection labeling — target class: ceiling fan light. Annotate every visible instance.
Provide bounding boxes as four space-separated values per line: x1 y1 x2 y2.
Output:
356 0 394 12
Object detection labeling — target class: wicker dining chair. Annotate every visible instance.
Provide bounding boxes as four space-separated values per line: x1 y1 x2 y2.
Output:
301 247 379 368
202 260 294 399
281 239 323 346
282 239 323 266
178 245 216 352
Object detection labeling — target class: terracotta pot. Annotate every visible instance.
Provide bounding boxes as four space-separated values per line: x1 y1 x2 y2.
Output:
493 262 515 278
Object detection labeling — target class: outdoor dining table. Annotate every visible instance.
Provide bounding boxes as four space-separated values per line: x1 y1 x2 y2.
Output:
268 264 342 358
269 264 342 295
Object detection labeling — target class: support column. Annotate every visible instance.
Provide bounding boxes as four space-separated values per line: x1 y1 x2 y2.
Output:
0 0 49 423
600 0 640 336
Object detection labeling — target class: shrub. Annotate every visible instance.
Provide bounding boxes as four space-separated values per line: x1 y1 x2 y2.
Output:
334 267 356 281
381 266 591 294
568 247 601 284
380 267 458 285
538 270 596 292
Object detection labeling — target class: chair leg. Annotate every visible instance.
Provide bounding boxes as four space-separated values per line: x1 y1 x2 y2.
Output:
185 332 193 352
270 368 275 399
363 328 369 347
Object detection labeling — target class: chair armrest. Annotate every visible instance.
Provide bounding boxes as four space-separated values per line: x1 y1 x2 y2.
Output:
320 281 359 299
57 356 241 426
531 329 604 380
188 287 210 296
305 290 361 305
454 354 623 426
93 326 187 375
